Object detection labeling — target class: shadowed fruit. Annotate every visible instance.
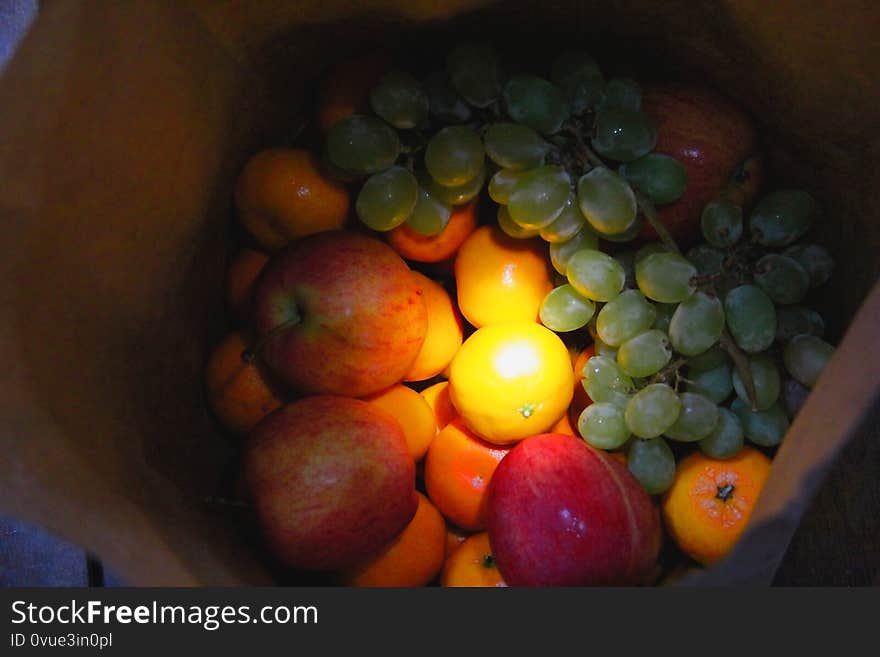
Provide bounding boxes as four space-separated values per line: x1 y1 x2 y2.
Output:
317 51 391 133
487 434 662 586
243 396 417 571
205 330 285 434
661 447 771 566
441 532 507 587
252 230 428 397
364 384 437 461
640 83 759 245
226 248 270 322
340 492 446 587
234 148 350 251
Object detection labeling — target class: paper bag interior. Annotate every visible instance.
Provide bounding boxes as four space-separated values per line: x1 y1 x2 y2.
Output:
0 0 877 585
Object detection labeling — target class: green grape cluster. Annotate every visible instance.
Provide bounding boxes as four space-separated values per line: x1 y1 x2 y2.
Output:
560 185 836 495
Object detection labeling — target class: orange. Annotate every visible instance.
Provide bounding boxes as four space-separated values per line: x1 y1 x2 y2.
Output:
441 532 507 587
550 411 578 437
386 201 479 264
569 344 596 426
317 51 391 133
420 380 458 432
205 330 285 434
445 524 471 555
226 247 269 322
448 322 574 444
454 224 553 328
234 148 350 251
424 419 511 531
661 447 772 566
340 492 446 587
364 384 437 461
403 272 464 382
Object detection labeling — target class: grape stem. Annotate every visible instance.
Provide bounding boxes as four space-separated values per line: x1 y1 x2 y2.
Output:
632 189 682 256
719 327 759 410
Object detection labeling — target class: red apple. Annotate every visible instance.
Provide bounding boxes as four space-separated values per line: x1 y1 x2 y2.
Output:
251 230 428 397
486 433 662 586
640 82 760 246
243 395 417 571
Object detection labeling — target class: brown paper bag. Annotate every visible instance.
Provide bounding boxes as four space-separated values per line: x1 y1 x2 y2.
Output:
1 0 877 585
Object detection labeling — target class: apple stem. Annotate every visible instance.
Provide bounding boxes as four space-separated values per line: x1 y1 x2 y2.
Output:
719 327 759 410
241 313 303 363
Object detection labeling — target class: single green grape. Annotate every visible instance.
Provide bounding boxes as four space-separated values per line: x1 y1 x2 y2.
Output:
701 199 743 248
668 291 725 356
685 363 733 404
783 334 835 388
698 408 744 459
625 383 682 439
446 42 504 108
775 306 825 342
627 437 676 495
686 244 725 277
591 108 657 162
551 50 604 114
782 243 834 288
405 186 452 236
483 122 550 170
566 248 626 302
616 329 672 378
724 285 776 353
325 114 400 176
540 193 586 243
581 355 634 406
424 125 484 187
502 75 570 135
781 378 811 419
507 165 571 229
355 165 418 231
488 168 527 205
540 284 596 332
620 154 688 205
664 392 719 443
749 189 819 247
369 71 429 130
576 166 637 236
635 252 698 303
549 228 599 275
730 399 789 447
578 402 630 450
596 289 657 347
496 205 540 239
753 254 810 305
596 77 642 111
422 71 471 124
425 163 486 206
732 355 780 411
